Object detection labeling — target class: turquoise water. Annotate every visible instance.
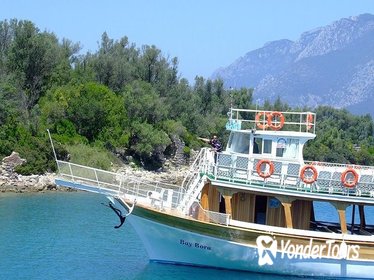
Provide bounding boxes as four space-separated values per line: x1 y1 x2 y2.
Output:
0 192 371 280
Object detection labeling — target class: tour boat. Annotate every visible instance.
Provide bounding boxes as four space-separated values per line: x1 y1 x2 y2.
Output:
54 108 374 278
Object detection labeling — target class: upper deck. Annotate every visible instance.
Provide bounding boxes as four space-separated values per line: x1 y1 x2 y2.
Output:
204 108 374 204
226 108 316 135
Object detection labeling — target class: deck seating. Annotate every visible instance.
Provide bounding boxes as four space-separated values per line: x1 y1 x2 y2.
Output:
250 159 262 182
216 154 233 179
357 174 374 196
316 171 332 192
283 163 300 187
232 156 249 180
329 172 343 193
267 161 282 184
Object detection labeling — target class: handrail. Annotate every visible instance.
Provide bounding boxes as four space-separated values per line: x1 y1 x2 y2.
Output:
56 159 230 226
194 202 231 225
56 160 181 194
181 148 209 190
227 108 316 133
196 151 374 198
305 160 374 171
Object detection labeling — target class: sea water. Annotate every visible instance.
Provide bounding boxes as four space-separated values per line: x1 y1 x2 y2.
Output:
0 192 371 280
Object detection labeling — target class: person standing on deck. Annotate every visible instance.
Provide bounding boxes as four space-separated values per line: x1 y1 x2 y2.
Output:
210 135 223 163
199 135 223 163
209 135 223 153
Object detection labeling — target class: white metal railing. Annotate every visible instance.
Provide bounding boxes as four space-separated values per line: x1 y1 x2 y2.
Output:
200 152 374 198
226 108 316 134
56 159 230 225
181 148 210 190
57 159 182 198
189 202 231 225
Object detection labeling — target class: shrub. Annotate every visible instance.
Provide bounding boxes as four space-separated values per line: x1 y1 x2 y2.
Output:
64 143 120 170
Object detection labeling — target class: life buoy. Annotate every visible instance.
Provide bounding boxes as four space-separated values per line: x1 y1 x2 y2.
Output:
300 165 318 184
256 159 274 179
267 111 285 131
306 114 314 131
255 112 269 130
341 168 359 188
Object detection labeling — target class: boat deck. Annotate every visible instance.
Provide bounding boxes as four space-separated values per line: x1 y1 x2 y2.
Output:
198 149 374 205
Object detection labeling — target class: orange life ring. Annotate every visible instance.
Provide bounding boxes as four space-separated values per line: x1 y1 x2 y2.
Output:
300 165 318 184
341 168 359 188
255 112 269 130
267 111 285 131
306 114 314 131
256 159 274 179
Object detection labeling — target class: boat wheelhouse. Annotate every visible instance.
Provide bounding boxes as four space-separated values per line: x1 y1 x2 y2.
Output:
54 108 374 278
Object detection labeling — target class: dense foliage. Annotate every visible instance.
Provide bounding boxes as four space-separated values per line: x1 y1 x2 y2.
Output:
0 19 373 174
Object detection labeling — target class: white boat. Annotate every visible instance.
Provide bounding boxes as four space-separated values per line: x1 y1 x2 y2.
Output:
54 108 374 278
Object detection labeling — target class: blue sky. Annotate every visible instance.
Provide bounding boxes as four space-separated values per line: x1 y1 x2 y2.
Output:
1 0 374 82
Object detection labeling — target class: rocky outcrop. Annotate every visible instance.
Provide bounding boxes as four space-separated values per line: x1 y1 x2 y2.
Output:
0 152 59 193
115 162 190 186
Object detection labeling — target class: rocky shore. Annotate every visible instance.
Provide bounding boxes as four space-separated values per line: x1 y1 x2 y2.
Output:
0 151 191 193
0 152 58 193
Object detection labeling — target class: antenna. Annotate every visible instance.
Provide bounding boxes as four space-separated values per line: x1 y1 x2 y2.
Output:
47 129 60 174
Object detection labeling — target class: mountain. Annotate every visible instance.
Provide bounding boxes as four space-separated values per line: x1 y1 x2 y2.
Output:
212 14 374 116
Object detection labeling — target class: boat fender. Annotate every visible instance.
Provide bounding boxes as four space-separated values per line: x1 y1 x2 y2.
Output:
341 168 359 188
255 112 269 130
300 165 318 184
256 159 274 179
267 111 285 131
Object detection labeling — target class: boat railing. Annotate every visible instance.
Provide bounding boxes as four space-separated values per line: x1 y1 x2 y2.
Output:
181 148 209 191
56 159 183 198
189 202 230 225
56 159 230 226
304 160 374 171
201 152 374 198
226 108 316 133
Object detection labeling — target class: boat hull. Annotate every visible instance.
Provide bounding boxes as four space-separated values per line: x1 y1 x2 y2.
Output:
127 208 373 278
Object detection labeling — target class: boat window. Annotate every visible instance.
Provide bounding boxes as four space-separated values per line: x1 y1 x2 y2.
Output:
263 139 272 154
255 195 267 224
253 137 262 154
227 132 250 154
253 138 271 154
313 201 339 223
276 138 299 159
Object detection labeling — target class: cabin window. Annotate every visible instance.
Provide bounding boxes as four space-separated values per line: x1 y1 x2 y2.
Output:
263 139 272 154
253 137 262 154
276 138 299 159
228 132 250 154
253 138 271 155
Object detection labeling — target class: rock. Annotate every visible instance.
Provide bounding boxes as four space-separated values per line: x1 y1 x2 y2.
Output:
2 152 26 169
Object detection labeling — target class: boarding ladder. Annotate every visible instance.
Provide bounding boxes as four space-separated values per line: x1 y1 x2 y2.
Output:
177 148 211 213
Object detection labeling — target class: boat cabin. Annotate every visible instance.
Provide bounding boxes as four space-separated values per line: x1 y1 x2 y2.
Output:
196 108 374 235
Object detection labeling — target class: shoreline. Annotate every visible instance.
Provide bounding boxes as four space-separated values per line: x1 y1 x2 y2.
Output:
0 165 189 194
0 151 191 194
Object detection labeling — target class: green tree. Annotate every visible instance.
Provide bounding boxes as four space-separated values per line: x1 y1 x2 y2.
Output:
40 82 125 143
7 20 58 111
130 121 171 169
122 80 168 124
89 33 138 92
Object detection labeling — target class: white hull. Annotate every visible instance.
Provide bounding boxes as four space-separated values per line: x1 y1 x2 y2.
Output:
128 214 373 278
52 107 374 279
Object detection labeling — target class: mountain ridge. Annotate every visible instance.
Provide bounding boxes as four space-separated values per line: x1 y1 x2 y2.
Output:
212 13 374 116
